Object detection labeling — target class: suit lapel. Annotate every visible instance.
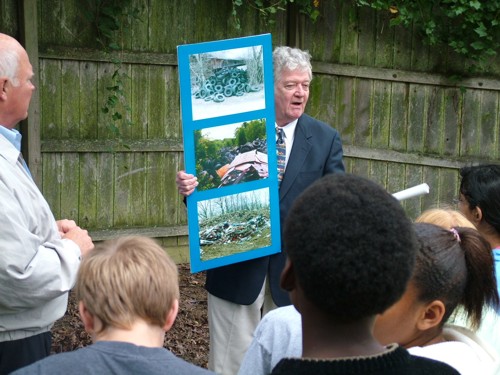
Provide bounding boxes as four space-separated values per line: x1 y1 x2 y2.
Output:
279 116 312 200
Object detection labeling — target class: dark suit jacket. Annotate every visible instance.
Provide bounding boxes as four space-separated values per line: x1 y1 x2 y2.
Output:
205 113 345 306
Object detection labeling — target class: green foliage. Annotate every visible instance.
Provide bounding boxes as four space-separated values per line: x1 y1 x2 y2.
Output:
84 0 142 139
231 0 320 29
355 0 500 70
235 119 267 145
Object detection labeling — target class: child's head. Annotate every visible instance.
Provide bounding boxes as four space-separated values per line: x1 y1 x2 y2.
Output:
75 236 180 335
415 208 475 229
374 223 499 346
281 173 417 322
459 164 500 235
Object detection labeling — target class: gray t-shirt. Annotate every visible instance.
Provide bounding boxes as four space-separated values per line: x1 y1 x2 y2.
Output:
12 341 214 375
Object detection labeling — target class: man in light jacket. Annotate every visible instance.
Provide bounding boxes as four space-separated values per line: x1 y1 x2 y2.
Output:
0 33 94 374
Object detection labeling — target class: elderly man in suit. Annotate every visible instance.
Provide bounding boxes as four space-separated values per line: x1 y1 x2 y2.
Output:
176 46 344 375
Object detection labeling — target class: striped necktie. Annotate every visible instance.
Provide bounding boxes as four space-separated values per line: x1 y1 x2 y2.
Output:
276 127 286 185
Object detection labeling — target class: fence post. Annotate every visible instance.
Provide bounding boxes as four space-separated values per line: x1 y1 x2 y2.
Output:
18 0 42 187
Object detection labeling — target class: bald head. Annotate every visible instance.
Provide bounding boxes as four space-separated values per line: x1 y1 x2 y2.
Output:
0 33 22 46
0 33 24 85
0 33 35 128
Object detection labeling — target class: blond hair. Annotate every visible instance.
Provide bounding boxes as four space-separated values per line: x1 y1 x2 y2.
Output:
75 236 179 333
415 208 476 229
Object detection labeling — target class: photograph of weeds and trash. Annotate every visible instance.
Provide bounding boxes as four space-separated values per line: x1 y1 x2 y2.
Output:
198 189 271 261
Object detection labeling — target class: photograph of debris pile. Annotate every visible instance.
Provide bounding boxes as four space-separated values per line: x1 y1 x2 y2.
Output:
194 119 268 191
197 188 271 261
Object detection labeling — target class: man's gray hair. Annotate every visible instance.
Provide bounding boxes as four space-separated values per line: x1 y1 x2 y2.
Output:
0 48 20 86
273 46 312 83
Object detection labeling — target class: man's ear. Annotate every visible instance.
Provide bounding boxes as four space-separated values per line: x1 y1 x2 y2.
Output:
416 300 445 331
162 299 179 332
280 257 296 292
0 78 8 101
78 301 95 334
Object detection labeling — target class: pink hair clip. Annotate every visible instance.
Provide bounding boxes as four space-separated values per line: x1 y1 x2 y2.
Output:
450 228 461 243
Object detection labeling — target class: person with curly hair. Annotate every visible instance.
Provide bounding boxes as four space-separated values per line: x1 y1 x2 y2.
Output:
270 173 458 374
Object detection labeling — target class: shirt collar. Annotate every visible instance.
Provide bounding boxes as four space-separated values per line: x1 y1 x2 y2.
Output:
0 131 22 166
0 126 22 151
276 118 298 140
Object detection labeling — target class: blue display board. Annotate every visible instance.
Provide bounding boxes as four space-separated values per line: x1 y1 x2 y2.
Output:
177 34 281 273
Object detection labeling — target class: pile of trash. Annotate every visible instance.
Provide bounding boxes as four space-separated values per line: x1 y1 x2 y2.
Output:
217 149 268 187
199 138 268 188
200 214 270 246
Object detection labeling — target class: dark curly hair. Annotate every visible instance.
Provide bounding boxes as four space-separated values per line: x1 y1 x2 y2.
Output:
460 164 500 235
413 223 499 329
284 173 417 321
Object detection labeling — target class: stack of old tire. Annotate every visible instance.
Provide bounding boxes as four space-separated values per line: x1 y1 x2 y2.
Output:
194 67 260 103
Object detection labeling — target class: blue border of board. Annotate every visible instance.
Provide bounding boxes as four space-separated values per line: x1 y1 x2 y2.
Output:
177 33 281 273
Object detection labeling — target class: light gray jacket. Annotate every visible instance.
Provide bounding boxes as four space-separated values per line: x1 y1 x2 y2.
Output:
0 133 81 341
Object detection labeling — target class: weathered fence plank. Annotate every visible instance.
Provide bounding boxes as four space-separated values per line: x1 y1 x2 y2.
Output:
442 88 461 156
165 153 184 226
403 164 425 218
424 86 444 155
370 80 391 148
356 6 377 67
96 62 115 139
79 153 98 229
129 152 148 227
334 77 355 144
386 162 406 197
80 62 99 139
461 89 483 157
370 160 387 188
130 64 149 139
60 60 80 139
42 153 61 217
389 82 408 152
407 84 427 154
339 2 358 65
146 153 166 226
40 59 62 139
353 78 372 147
148 65 170 138
308 74 338 125
0 0 18 36
374 11 394 68
96 153 114 228
477 91 499 159
60 153 79 220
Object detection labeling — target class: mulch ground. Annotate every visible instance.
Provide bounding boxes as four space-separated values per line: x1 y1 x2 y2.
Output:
51 264 210 368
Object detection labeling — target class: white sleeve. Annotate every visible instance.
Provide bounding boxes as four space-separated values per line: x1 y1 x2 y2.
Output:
238 316 273 375
0 179 81 313
238 306 303 375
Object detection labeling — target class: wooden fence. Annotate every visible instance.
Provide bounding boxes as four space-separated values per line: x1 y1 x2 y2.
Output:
1 0 499 263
